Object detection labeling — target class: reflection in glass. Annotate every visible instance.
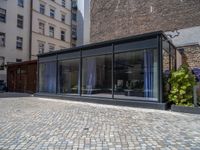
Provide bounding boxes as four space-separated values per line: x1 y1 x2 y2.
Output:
82 54 112 98
163 39 170 73
170 46 176 70
163 50 170 73
114 49 158 101
39 62 56 93
58 59 80 95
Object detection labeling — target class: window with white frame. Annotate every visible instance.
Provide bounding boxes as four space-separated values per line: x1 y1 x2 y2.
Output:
62 0 66 7
61 30 65 41
0 8 6 23
49 44 55 51
16 36 23 49
38 42 45 54
61 14 65 23
18 0 24 7
40 4 45 14
0 32 5 47
17 15 23 29
49 26 54 37
39 22 45 35
50 8 55 18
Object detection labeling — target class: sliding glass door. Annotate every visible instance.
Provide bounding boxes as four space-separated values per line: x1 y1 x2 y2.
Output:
82 54 112 98
114 49 158 101
58 59 80 95
39 62 57 93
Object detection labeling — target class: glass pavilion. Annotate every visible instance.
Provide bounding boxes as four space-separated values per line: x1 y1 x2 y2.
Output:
37 31 177 109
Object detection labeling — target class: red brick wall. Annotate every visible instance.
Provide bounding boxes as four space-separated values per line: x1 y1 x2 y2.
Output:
91 0 200 43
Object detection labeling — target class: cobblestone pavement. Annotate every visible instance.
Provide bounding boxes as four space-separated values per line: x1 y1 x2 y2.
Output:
0 97 200 150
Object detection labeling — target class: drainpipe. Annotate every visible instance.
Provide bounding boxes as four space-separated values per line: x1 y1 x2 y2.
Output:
29 0 33 60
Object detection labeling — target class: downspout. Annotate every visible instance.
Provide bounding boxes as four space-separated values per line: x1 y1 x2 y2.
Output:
29 0 33 60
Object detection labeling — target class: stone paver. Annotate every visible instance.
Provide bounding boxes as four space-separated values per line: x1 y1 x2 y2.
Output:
0 97 200 150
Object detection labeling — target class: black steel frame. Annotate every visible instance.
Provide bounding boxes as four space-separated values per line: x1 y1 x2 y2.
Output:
37 31 177 105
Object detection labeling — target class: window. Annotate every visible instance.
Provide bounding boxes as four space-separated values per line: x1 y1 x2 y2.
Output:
18 0 24 7
0 56 5 70
0 8 6 23
40 4 45 14
72 43 76 47
72 1 77 9
61 30 65 41
62 0 66 7
49 44 55 51
50 9 55 18
114 49 158 101
72 27 77 39
16 59 22 62
61 14 65 23
39 22 45 35
17 15 23 29
49 26 54 37
0 32 5 47
16 37 23 49
72 12 76 21
82 54 112 98
38 42 45 54
58 59 80 95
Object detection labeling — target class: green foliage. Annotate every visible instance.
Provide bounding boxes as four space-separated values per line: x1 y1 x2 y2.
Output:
168 65 196 106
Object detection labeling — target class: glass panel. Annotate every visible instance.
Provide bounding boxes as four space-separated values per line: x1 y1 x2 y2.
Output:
162 39 170 73
170 45 176 70
82 54 112 98
163 50 170 72
162 39 171 101
58 59 80 95
114 49 158 101
39 62 56 93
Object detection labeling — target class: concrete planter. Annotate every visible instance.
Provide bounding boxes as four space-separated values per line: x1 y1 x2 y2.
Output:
171 104 200 114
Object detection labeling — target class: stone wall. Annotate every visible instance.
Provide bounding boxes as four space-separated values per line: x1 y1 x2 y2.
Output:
90 0 200 43
181 45 200 68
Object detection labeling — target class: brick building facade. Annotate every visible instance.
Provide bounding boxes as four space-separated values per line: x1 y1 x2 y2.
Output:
90 0 200 68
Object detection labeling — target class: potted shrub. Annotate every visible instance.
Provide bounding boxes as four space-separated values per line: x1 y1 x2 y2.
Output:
168 65 200 114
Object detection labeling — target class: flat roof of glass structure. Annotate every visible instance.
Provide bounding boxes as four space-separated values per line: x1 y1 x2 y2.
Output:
38 31 175 58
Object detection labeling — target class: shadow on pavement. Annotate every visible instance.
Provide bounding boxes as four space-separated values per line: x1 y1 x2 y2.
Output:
0 92 34 98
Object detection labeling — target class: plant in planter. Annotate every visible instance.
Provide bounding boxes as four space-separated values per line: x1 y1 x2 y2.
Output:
168 65 196 106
